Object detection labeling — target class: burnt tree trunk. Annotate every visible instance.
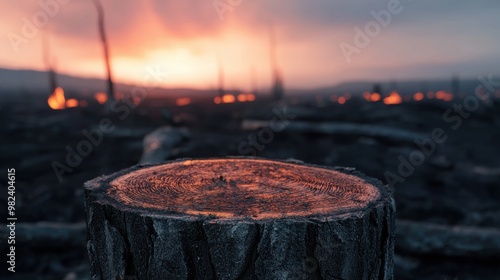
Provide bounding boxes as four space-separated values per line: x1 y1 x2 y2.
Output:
84 158 395 280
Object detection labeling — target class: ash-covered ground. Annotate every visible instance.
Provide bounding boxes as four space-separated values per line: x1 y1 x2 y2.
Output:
1 93 499 280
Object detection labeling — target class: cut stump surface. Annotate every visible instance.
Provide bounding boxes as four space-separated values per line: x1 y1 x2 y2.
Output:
85 158 395 280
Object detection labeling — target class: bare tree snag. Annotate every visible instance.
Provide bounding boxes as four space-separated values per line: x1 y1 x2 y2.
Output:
93 0 114 103
8 221 500 258
42 32 57 95
84 158 395 279
396 220 500 258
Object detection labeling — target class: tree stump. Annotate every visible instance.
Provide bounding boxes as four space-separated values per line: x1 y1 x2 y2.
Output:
84 158 395 280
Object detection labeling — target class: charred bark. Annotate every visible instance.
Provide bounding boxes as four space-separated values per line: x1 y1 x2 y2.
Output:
84 158 395 279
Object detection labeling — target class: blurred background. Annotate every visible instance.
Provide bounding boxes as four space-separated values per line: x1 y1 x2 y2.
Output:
1 0 500 279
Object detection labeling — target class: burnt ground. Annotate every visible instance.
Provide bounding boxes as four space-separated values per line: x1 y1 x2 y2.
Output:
0 94 499 279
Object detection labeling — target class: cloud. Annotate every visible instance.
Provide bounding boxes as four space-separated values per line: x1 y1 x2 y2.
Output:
1 0 500 88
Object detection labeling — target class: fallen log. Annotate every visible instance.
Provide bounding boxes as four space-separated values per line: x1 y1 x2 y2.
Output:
6 220 500 260
139 126 190 165
84 158 395 280
241 120 426 144
0 222 86 249
396 220 500 258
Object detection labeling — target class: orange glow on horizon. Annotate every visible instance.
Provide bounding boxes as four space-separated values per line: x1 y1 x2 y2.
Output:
94 92 108 104
176 97 191 106
48 87 66 110
214 96 221 104
383 91 403 105
413 92 424 101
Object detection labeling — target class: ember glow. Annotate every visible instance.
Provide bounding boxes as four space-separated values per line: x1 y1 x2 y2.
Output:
363 92 371 101
47 87 66 110
413 92 424 101
435 91 454 101
370 93 382 102
337 96 346 105
221 94 236 104
213 93 256 105
237 93 256 102
383 91 403 105
47 87 82 109
94 92 108 104
66 99 79 108
115 92 125 101
237 94 248 102
175 97 191 106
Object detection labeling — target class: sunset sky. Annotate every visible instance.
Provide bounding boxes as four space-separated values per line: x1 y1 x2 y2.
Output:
2 0 500 90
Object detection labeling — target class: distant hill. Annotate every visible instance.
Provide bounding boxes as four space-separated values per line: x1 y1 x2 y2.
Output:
0 68 107 94
0 67 493 98
0 68 222 99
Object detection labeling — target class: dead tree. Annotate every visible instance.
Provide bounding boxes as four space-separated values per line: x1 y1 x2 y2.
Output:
269 26 284 101
85 158 395 279
8 220 500 259
396 220 500 258
42 32 57 95
93 0 114 102
217 54 224 98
